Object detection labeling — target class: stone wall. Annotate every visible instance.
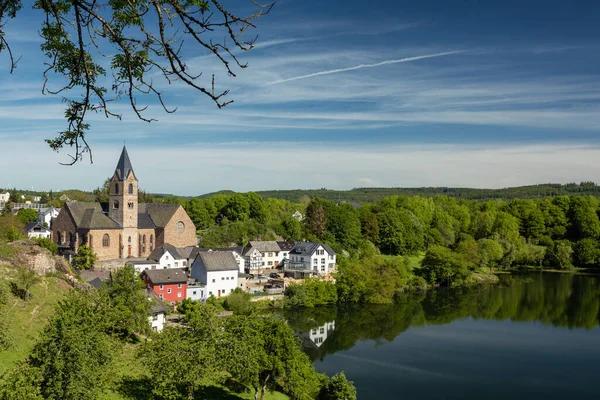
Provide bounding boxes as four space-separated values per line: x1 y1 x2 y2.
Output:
89 229 122 260
162 206 198 248
52 207 76 248
94 258 128 271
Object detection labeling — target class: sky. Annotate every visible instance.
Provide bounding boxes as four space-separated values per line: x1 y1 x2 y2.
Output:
1 0 600 196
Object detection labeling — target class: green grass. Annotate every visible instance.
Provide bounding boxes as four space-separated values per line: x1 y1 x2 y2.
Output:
0 267 70 372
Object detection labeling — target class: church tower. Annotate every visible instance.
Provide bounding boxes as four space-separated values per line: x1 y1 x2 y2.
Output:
109 146 138 257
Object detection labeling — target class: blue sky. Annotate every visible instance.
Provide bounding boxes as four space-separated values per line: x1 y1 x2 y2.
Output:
1 0 600 195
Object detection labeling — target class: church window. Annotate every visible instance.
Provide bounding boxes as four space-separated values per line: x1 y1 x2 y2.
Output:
150 235 154 244
115 183 119 194
176 221 184 232
128 183 134 194
89 235 93 248
102 234 110 247
142 235 146 243
128 236 132 243
57 232 63 245
128 202 134 209
114 200 119 209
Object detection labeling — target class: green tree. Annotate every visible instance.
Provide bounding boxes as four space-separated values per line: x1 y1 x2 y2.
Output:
0 1 272 163
223 287 254 315
247 192 267 223
573 238 599 266
319 372 357 400
478 238 504 273
0 363 44 400
28 290 116 400
305 199 328 238
10 268 41 300
568 196 600 240
16 208 38 225
36 237 57 255
73 245 96 270
98 265 151 339
0 202 12 216
280 216 302 241
327 204 362 250
418 245 470 286
222 194 251 222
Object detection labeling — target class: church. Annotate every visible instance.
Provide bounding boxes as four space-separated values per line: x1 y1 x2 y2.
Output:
52 147 197 261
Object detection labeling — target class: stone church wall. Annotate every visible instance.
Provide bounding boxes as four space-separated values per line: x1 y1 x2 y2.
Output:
162 206 198 248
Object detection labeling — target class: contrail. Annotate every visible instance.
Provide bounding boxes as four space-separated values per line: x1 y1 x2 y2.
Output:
266 50 467 85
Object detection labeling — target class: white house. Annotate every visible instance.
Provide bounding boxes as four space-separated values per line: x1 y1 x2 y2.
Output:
190 251 239 298
292 210 304 221
247 241 282 271
277 241 295 265
147 289 168 332
242 246 262 273
32 196 41 203
25 222 51 239
215 247 246 273
285 242 337 278
38 207 60 227
186 282 206 301
126 245 188 274
0 192 9 202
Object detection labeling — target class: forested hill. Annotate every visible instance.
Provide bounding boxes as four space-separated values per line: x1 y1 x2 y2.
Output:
199 182 600 203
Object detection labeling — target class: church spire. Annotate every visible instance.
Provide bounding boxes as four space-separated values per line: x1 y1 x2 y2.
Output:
114 145 135 181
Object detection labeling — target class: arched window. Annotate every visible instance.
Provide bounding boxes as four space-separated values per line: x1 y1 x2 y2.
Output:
128 183 134 194
89 235 93 248
128 236 132 243
150 234 153 244
142 235 146 243
102 234 110 247
57 232 63 245
176 221 184 232
128 202 134 209
113 200 119 209
115 183 119 194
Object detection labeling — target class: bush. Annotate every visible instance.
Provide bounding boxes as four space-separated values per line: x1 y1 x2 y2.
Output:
36 238 57 255
417 245 470 286
319 372 357 400
284 279 337 308
223 288 253 315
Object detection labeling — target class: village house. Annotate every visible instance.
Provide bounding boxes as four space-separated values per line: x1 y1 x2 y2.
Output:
52 146 196 261
25 222 51 239
141 268 187 303
0 192 9 202
277 241 295 266
246 241 281 270
242 246 262 273
303 321 335 348
127 244 188 273
147 289 168 332
284 242 337 278
215 247 246 273
38 206 60 228
190 251 238 298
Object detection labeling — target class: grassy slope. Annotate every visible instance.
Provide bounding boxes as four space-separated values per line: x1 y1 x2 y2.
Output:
0 265 69 373
0 265 287 400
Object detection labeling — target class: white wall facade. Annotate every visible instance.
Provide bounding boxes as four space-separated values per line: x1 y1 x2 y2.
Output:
187 284 206 301
148 313 165 332
289 244 336 274
206 270 238 298
157 250 187 269
0 192 9 202
260 250 280 270
27 229 51 239
39 207 60 227
244 248 262 272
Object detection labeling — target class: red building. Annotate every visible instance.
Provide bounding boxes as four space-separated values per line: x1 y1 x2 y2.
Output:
141 268 187 303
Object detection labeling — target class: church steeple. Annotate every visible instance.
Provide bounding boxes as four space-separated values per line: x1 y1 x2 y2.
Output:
114 146 135 181
109 146 138 232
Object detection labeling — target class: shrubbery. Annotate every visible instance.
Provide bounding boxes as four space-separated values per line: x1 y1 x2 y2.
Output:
284 279 338 308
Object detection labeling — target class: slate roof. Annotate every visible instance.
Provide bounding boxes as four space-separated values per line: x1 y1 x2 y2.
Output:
142 268 188 284
62 201 181 230
176 246 196 260
139 203 180 227
114 146 136 180
249 241 281 253
215 246 244 256
146 289 168 314
25 222 49 232
290 242 336 256
196 252 238 271
188 247 213 261
148 244 183 261
277 241 295 251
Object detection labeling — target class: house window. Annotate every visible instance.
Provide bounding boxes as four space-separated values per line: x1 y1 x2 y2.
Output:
177 283 182 288
222 289 226 294
102 234 110 247
128 183 134 194
175 262 178 267
312 329 317 334
209 291 212 296
193 291 197 295
113 200 119 209
152 315 158 321
329 255 334 260
177 292 182 298
221 277 224 280
167 288 171 294
226 277 229 280
321 258 325 264
268 252 273 257
261 262 265 266
183 261 187 266
176 221 184 232
321 265 325 272
159 294 163 299
232 277 234 280
268 261 273 266
159 284 164 290
212 279 215 283
320 327 325 334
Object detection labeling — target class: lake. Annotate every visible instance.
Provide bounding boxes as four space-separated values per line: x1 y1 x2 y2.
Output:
286 273 600 399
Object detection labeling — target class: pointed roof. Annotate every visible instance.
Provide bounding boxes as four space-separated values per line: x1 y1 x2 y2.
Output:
114 146 136 181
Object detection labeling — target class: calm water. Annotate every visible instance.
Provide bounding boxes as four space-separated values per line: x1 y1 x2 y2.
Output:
286 273 600 399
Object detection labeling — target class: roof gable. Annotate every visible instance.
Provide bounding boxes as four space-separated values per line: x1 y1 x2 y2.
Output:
142 268 187 284
249 241 280 253
197 252 238 271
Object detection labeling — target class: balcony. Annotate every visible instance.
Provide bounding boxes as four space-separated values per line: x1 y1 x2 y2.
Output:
284 261 313 272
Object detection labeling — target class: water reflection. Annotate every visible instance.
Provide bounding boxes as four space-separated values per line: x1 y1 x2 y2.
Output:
286 273 600 361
